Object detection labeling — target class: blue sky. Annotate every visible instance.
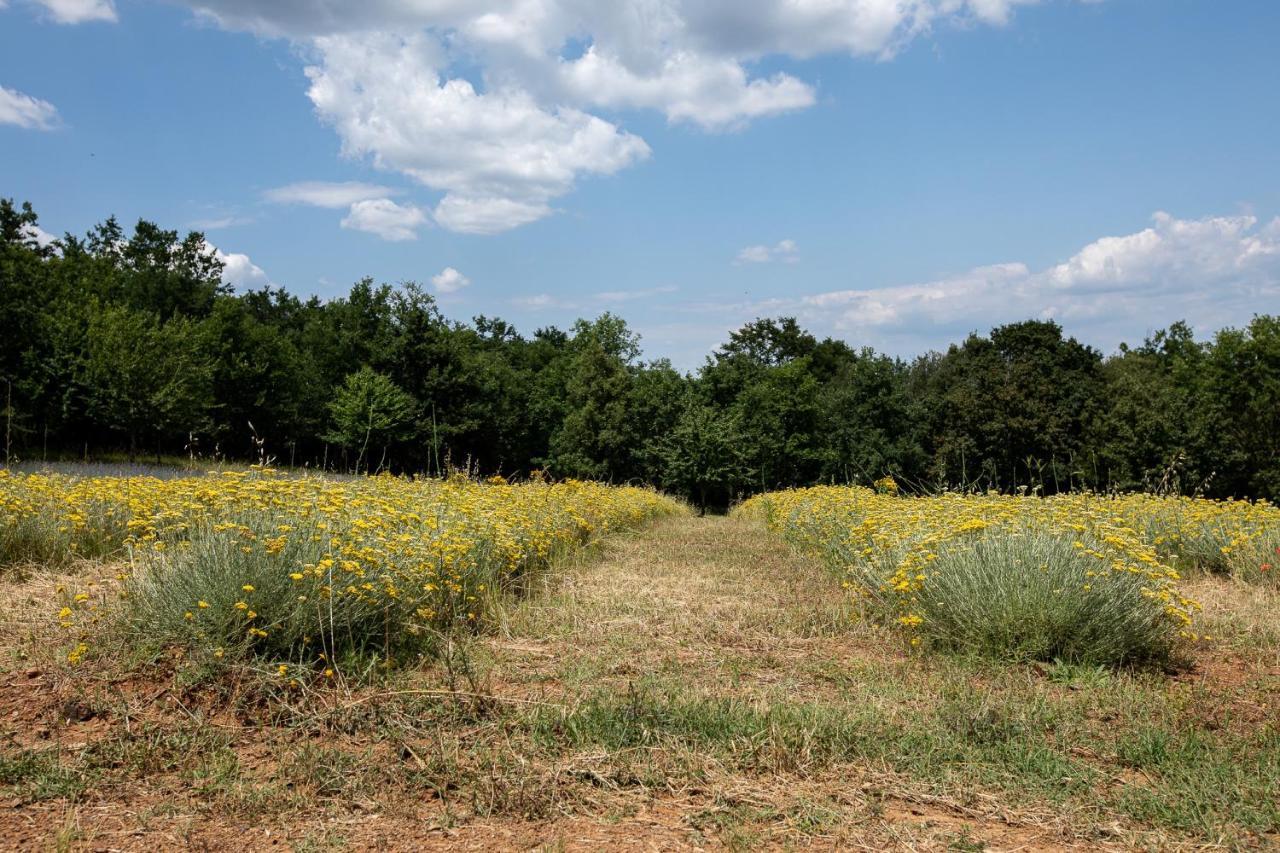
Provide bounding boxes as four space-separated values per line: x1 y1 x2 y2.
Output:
2 0 1278 368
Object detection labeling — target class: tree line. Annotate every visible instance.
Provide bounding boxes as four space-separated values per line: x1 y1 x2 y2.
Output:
2 200 1278 508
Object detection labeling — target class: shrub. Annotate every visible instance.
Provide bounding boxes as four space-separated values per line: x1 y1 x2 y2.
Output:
908 525 1184 665
51 473 685 670
739 486 1201 666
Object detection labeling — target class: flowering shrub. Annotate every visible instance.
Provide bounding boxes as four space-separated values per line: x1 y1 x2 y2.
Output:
2 469 680 668
738 487 1217 665
1110 493 1280 584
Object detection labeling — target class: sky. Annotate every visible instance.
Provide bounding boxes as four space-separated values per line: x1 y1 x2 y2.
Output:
1 0 1278 369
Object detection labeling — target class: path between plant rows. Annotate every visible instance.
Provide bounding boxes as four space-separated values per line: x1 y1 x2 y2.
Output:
437 513 1062 851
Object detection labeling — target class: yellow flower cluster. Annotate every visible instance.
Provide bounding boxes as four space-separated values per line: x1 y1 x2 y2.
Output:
1 468 680 662
1106 493 1280 581
740 486 1208 639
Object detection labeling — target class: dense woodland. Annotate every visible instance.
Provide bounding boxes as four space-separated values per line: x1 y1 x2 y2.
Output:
2 199 1278 507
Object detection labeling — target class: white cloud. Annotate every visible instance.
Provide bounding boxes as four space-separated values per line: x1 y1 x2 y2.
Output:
339 197 429 241
305 33 651 235
1045 211 1278 292
181 0 476 37
0 85 59 130
31 0 116 24
169 0 1081 234
215 249 272 290
263 180 401 208
554 48 814 130
432 195 552 235
431 266 471 293
21 223 58 248
735 238 798 264
181 1 1060 59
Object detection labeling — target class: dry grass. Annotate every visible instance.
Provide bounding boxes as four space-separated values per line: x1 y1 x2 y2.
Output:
0 515 1277 850
493 515 864 694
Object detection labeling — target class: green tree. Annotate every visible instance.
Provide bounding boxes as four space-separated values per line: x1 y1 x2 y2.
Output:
80 306 212 460
628 359 689 480
820 349 922 485
730 358 825 489
918 320 1104 492
549 314 640 480
1090 322 1207 492
325 367 418 474
649 400 749 514
1199 316 1280 497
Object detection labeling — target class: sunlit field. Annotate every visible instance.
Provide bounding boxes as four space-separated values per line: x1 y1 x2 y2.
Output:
1 469 1278 849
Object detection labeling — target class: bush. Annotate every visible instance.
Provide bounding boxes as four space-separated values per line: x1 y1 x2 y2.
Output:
909 525 1184 665
739 486 1201 667
122 512 444 664
98 475 682 671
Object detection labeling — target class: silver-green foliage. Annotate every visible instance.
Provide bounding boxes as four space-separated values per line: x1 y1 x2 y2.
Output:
912 527 1180 666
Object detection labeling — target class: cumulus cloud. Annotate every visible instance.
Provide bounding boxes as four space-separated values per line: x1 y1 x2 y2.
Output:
305 33 650 235
430 266 471 293
166 0 1077 233
339 197 429 241
735 238 798 264
30 0 116 24
181 1 1057 58
0 85 59 130
553 48 814 130
746 212 1280 353
214 249 272 290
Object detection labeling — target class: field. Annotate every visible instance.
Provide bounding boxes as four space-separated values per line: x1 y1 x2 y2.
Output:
0 471 1278 850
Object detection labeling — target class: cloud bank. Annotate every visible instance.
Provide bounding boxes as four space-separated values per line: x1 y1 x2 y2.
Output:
733 211 1280 355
